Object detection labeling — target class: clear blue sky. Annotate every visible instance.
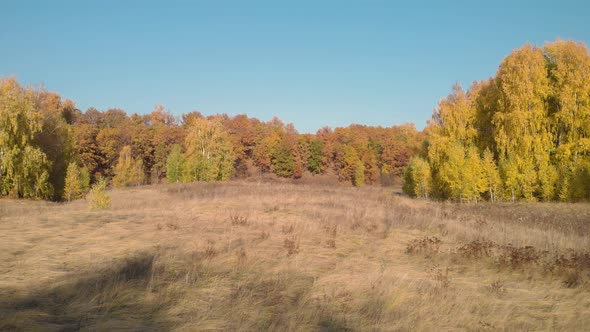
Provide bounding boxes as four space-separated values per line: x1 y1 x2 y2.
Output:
2 0 589 133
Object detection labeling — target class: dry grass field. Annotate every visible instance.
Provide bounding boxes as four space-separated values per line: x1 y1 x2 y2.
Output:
1 180 590 331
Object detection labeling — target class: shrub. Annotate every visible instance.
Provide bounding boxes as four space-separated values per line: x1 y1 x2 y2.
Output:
284 236 299 256
429 265 451 290
457 240 495 259
406 236 441 256
487 280 506 294
229 213 249 226
87 178 110 210
497 245 540 268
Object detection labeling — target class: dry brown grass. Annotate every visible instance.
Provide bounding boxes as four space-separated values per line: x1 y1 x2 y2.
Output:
1 181 590 331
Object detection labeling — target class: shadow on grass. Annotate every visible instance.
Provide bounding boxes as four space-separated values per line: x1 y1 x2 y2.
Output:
0 252 173 332
1 248 366 331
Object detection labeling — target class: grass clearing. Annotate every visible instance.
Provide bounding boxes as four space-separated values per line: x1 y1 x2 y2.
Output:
1 181 589 331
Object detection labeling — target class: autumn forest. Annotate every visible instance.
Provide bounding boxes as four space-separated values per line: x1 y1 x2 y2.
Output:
1 80 422 202
2 39 590 203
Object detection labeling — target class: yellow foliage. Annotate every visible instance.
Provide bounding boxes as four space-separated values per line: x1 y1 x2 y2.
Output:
87 178 110 210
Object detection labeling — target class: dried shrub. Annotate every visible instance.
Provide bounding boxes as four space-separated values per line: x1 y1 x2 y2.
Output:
474 217 488 228
229 213 249 226
258 231 270 240
406 236 441 256
429 265 451 290
365 222 378 233
326 239 336 249
281 224 295 234
487 280 506 294
204 244 217 259
497 245 541 268
323 224 338 237
323 224 337 248
553 250 590 271
436 223 449 236
455 239 590 285
478 321 495 330
457 240 495 259
548 250 590 288
236 247 247 265
165 222 179 230
284 236 299 256
264 204 280 213
350 220 363 230
562 270 581 288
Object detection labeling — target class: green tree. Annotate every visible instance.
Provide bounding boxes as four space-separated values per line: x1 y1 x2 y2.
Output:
271 141 295 177
402 157 432 198
166 144 185 183
307 139 324 174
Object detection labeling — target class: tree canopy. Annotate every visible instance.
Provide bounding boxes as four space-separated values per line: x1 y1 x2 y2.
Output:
5 38 589 202
404 39 590 202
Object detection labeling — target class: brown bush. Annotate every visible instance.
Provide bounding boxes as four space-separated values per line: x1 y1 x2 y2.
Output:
230 213 249 226
406 236 441 256
284 236 299 256
457 240 495 259
497 245 541 268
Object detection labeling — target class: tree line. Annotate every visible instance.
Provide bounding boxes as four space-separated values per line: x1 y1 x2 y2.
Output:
404 39 590 202
0 77 422 201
